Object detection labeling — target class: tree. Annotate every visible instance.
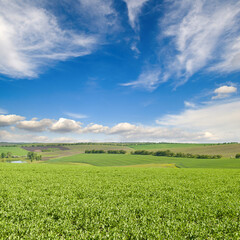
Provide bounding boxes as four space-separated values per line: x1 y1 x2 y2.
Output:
1 152 7 158
236 153 240 159
27 152 41 162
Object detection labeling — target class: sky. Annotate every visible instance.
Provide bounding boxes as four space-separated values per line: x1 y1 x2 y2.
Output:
0 0 240 143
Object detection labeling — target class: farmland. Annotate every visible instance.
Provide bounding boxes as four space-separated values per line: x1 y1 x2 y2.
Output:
0 146 28 156
0 163 239 239
127 143 240 158
47 153 240 168
1 142 240 238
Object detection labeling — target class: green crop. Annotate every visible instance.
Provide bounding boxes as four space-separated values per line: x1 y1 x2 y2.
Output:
47 153 240 168
0 163 240 239
0 146 28 156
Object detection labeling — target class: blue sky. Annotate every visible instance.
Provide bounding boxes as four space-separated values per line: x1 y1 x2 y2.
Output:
0 0 240 142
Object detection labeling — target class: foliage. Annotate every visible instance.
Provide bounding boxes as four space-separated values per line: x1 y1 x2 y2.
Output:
27 152 42 161
236 153 240 158
107 150 126 154
0 152 12 158
0 164 239 238
85 150 106 154
131 149 222 159
85 150 127 154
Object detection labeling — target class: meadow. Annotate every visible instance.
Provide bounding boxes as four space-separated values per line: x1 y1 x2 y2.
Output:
0 163 240 239
47 153 240 168
0 146 28 156
127 143 240 158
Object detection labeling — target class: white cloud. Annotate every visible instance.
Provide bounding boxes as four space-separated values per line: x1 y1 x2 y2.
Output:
108 122 215 142
64 112 88 119
0 0 99 78
49 118 82 133
0 130 49 143
82 123 109 133
161 0 240 84
123 0 149 30
78 0 118 33
121 69 161 91
51 137 78 143
210 36 240 73
16 118 53 132
212 85 237 99
0 114 25 127
184 101 196 108
156 99 240 142
109 122 137 134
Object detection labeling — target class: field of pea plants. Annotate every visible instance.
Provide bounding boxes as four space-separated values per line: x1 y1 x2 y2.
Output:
0 163 240 239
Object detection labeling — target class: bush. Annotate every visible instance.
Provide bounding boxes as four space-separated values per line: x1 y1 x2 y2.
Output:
132 150 152 155
85 150 106 154
107 150 126 154
236 153 240 159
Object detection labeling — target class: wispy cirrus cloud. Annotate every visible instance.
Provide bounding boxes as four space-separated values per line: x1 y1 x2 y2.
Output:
123 0 149 31
64 112 88 119
160 0 240 85
121 68 161 91
0 0 119 79
77 0 118 33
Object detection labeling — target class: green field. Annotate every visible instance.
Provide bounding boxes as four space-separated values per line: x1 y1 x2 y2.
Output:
128 143 210 150
0 163 239 239
127 143 240 157
37 144 132 160
0 146 28 156
46 153 240 168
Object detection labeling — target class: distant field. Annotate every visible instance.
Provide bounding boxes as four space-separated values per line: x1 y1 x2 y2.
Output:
46 153 240 168
0 164 239 238
128 143 240 157
0 147 28 156
39 144 132 160
128 143 210 150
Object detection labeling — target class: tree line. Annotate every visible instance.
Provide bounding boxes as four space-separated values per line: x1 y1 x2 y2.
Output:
131 150 222 159
0 152 13 158
85 150 126 154
27 152 42 161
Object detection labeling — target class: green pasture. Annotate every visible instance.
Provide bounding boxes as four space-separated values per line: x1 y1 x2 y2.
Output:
0 164 239 239
128 143 240 157
40 144 132 160
127 143 210 150
0 146 28 156
46 153 240 168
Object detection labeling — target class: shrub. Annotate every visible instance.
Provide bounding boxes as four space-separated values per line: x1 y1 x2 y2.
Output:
236 153 240 159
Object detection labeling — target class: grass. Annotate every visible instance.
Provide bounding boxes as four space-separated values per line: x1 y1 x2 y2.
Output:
128 143 210 150
0 146 28 156
128 143 240 157
40 144 132 160
46 153 240 168
0 163 239 239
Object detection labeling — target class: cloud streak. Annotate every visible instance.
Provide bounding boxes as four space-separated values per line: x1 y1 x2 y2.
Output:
0 0 103 78
121 68 161 91
156 99 240 142
159 0 240 85
123 0 149 31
